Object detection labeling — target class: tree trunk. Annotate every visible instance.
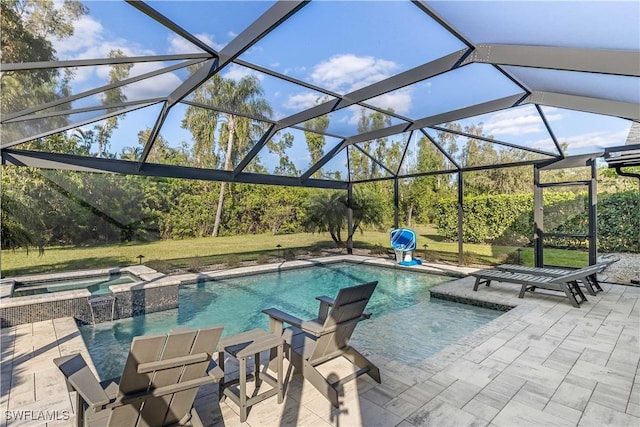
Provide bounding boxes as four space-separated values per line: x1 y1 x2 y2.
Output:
212 117 235 237
406 204 413 227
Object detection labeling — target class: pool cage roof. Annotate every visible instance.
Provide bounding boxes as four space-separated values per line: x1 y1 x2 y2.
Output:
1 0 639 190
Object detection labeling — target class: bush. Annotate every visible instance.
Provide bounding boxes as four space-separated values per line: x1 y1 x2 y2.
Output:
433 191 639 252
224 254 240 268
256 253 271 264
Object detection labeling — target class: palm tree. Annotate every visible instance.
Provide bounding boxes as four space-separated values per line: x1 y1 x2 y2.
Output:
184 74 272 236
304 187 385 246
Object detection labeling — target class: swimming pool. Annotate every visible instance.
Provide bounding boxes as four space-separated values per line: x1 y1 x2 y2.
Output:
11 273 138 297
80 263 502 380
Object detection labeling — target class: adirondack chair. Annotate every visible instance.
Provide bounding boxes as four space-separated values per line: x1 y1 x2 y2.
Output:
262 281 381 407
54 326 224 427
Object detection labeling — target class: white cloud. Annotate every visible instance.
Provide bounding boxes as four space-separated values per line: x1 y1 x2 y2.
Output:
309 54 399 92
52 15 104 57
121 72 183 100
284 92 326 110
167 33 223 54
222 64 264 82
483 108 561 137
560 129 629 154
367 89 412 115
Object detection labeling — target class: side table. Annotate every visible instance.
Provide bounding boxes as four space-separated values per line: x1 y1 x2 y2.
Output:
218 328 284 422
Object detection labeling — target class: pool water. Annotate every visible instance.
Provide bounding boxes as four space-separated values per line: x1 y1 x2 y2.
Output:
80 263 502 380
12 274 137 297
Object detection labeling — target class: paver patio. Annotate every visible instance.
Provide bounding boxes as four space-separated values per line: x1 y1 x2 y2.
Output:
1 256 638 426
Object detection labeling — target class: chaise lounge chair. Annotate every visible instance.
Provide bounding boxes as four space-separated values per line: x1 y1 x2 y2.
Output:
262 281 381 407
470 265 607 307
54 326 224 427
495 256 619 296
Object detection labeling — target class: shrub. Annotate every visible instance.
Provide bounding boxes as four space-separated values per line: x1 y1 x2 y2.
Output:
224 254 240 268
433 191 639 253
256 253 271 264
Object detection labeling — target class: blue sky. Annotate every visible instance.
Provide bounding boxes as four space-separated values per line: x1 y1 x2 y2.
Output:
46 0 638 173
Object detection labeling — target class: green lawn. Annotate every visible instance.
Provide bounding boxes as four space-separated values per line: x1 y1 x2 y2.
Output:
1 225 588 277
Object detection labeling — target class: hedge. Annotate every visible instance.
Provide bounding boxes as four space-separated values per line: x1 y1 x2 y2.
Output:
434 191 639 252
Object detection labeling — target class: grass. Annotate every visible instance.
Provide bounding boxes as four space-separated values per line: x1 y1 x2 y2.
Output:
0 225 589 277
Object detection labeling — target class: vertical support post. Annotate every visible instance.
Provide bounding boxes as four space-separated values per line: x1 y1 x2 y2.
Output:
347 183 354 255
457 171 464 266
533 165 544 267
588 160 598 265
393 177 399 229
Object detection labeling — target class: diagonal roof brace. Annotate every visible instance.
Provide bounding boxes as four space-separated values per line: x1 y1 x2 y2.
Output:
526 91 640 121
464 44 640 77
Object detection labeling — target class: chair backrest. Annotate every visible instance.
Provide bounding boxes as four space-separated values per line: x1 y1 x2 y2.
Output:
549 264 603 284
108 326 223 427
309 281 377 363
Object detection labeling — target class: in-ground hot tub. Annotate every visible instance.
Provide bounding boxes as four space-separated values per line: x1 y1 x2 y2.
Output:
10 272 139 297
0 266 180 327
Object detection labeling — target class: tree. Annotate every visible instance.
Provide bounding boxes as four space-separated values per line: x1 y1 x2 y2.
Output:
304 186 384 246
267 132 299 176
94 49 133 157
304 112 330 178
1 0 86 140
183 74 272 236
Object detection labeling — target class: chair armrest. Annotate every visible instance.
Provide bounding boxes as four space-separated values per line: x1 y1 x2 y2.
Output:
315 296 334 322
315 295 334 305
262 308 304 328
54 354 111 409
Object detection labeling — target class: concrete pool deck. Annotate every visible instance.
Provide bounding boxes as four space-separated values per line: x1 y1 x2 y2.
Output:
1 256 638 426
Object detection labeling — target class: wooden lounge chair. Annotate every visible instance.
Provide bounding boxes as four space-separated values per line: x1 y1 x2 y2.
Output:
496 256 619 295
54 326 224 427
470 265 607 307
495 264 602 295
262 281 381 407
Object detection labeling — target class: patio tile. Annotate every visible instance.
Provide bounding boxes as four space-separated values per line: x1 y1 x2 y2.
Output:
407 397 482 427
393 379 444 408
462 337 507 363
511 382 552 410
550 380 594 411
543 400 582 425
360 376 412 406
472 389 511 412
503 359 565 391
609 343 640 368
306 392 402 427
383 395 421 419
569 359 633 389
462 397 501 423
492 399 568 426
437 380 482 409
487 346 523 365
590 382 632 413
427 371 457 388
579 401 640 427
